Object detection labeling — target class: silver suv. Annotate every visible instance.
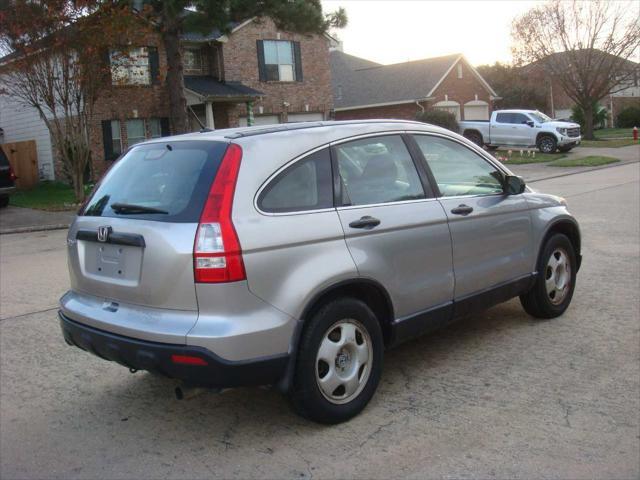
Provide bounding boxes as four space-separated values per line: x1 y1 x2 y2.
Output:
60 120 581 423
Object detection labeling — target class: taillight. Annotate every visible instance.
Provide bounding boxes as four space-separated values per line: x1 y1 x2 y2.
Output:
8 166 17 182
194 143 246 283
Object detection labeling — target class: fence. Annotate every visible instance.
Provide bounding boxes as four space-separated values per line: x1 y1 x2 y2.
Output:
1 140 39 189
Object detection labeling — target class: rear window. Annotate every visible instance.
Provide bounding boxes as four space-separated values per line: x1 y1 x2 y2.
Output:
82 140 228 222
0 146 9 167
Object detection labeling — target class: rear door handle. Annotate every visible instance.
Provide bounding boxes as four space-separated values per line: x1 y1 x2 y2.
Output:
451 204 474 216
349 216 381 229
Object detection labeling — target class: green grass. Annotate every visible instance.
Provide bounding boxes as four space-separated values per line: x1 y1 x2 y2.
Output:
580 138 637 148
594 128 635 139
549 156 620 167
497 152 565 164
9 181 82 211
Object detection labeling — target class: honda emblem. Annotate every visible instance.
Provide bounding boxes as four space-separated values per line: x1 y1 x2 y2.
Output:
97 226 112 243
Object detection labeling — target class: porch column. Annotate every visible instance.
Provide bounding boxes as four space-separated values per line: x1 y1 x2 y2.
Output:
205 102 215 129
246 101 254 126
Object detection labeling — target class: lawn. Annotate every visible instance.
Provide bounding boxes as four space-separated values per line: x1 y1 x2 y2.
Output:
549 156 620 167
9 181 86 211
496 152 565 165
580 138 637 148
594 128 635 139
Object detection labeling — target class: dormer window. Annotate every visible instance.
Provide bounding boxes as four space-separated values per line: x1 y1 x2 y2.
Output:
184 48 203 74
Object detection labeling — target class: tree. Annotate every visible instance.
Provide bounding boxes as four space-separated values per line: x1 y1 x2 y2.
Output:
511 0 640 139
476 62 548 112
416 109 458 132
140 0 347 134
0 1 144 201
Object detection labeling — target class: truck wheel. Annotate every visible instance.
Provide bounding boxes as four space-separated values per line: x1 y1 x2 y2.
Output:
289 297 384 424
537 135 557 154
520 233 577 319
464 131 483 147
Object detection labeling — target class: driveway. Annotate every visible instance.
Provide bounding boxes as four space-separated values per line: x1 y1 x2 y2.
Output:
1 162 639 479
0 206 74 234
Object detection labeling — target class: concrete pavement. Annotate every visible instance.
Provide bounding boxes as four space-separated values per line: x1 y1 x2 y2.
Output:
0 206 75 234
1 162 639 479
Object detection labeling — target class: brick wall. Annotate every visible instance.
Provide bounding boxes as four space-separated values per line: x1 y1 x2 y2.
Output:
221 18 333 122
335 102 423 121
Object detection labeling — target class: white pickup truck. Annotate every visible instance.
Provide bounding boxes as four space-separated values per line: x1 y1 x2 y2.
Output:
459 109 581 153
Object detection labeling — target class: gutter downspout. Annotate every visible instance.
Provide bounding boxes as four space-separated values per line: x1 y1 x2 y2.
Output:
415 100 425 114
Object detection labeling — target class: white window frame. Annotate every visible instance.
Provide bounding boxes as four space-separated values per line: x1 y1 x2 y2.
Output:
183 48 202 73
111 120 122 156
110 47 150 85
126 119 146 146
263 40 296 82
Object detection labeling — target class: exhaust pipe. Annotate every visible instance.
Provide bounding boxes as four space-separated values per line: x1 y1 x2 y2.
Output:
175 385 220 400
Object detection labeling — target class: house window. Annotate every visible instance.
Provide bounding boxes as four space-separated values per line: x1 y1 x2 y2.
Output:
263 40 295 81
110 47 150 85
111 121 122 156
148 118 162 138
126 119 146 146
183 48 202 73
457 63 463 79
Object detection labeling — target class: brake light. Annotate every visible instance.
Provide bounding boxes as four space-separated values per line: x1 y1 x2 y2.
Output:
194 143 246 283
8 165 17 182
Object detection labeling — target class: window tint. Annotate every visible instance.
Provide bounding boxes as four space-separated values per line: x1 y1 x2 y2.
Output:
495 113 512 123
335 135 424 206
83 141 228 222
511 113 530 124
413 135 504 197
259 148 333 213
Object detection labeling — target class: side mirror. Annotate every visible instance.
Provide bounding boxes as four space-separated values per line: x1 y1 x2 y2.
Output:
504 175 526 195
525 120 535 127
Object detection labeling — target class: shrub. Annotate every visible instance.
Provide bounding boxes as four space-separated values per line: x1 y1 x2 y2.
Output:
416 109 459 132
571 102 608 129
616 106 640 128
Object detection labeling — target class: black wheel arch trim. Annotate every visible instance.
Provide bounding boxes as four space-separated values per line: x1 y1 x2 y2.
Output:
537 218 582 271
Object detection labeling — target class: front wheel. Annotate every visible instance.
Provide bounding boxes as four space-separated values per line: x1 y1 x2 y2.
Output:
537 135 558 154
289 297 384 424
520 233 577 319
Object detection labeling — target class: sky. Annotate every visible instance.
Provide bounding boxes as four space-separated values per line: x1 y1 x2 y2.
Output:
321 0 541 67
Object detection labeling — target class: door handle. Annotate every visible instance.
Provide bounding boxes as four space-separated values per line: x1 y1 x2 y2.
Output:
451 204 474 216
349 216 381 229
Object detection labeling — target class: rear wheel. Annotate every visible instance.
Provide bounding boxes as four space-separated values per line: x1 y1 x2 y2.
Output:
520 233 577 319
537 135 557 154
464 131 483 147
289 297 383 424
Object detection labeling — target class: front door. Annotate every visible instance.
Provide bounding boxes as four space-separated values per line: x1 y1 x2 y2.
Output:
411 134 534 300
332 134 454 320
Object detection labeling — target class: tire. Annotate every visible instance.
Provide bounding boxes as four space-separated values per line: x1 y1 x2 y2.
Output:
558 146 573 153
0 196 9 208
520 233 577 319
289 297 384 424
464 131 483 147
537 135 557 154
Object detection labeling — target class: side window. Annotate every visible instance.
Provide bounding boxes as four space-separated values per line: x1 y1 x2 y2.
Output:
413 135 504 197
259 148 333 213
495 113 512 123
511 113 529 124
334 135 424 206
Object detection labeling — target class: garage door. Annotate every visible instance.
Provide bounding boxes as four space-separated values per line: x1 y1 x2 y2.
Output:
238 115 280 127
287 112 324 123
463 101 489 120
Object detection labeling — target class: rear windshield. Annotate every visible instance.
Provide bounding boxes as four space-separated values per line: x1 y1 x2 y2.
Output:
82 140 228 222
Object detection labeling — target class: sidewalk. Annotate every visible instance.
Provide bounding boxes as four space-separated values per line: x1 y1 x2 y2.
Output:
0 206 74 234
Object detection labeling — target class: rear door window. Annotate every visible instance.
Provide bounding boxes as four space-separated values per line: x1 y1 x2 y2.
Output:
495 113 512 123
82 140 228 222
334 135 425 206
258 148 333 213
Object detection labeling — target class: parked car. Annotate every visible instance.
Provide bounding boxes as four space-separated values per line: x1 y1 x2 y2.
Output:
459 109 581 153
59 120 582 424
0 145 17 208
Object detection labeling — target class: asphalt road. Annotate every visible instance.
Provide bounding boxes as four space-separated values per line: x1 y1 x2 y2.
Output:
1 163 639 479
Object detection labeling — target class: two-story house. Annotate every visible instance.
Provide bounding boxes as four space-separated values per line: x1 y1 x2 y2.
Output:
0 17 335 180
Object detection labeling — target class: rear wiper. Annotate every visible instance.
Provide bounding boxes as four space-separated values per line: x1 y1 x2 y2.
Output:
110 203 169 214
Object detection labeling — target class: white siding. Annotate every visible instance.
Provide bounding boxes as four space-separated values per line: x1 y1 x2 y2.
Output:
0 94 55 179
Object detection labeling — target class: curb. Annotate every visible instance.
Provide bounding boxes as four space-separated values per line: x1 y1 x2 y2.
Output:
0 223 70 235
526 159 639 184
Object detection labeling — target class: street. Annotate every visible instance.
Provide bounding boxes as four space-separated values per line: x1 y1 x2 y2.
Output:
1 163 639 479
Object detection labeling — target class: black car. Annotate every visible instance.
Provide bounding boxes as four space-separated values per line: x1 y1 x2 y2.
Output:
0 145 17 208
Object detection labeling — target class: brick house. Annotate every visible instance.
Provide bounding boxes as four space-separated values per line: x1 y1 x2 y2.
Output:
0 17 334 180
330 51 499 122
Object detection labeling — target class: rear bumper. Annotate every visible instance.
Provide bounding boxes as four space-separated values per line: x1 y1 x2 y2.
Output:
0 186 16 196
59 311 288 388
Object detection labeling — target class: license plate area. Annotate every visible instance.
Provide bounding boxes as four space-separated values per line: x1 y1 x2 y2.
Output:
81 242 143 286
